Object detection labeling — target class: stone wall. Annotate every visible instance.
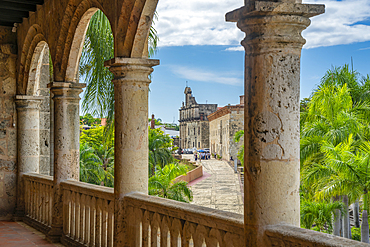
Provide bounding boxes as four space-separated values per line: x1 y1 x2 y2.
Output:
209 106 244 161
0 26 17 220
38 50 51 175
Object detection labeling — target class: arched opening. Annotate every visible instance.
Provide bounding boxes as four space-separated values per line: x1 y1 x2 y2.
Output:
26 41 53 175
68 8 115 187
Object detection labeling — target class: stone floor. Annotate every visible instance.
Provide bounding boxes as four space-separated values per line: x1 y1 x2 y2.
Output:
0 221 64 247
184 154 244 214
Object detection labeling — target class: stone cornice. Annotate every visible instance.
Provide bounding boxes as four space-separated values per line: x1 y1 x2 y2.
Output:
208 105 244 122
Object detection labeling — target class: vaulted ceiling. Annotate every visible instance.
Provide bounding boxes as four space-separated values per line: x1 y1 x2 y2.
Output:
0 0 44 27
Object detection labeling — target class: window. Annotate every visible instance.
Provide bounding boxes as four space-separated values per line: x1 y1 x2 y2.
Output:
198 142 200 148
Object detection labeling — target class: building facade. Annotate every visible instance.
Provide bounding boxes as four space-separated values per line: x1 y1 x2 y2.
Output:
208 96 244 161
179 87 217 149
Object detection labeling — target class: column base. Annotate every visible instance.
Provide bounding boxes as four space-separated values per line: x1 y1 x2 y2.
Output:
13 208 25 221
47 225 63 243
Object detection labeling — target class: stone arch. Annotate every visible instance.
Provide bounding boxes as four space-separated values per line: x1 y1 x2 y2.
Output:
26 41 49 96
115 0 158 58
18 24 47 94
24 40 53 176
54 0 112 82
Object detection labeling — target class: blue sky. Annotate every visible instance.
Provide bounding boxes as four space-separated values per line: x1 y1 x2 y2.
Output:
148 0 370 123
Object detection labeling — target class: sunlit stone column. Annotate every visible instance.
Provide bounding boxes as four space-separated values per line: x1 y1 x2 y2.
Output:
105 57 159 246
14 95 43 218
226 1 324 246
47 82 85 242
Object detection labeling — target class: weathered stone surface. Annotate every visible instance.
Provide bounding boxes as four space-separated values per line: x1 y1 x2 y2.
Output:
15 96 43 218
48 82 84 239
106 57 158 246
0 34 17 219
0 44 17 55
0 159 15 171
226 1 324 246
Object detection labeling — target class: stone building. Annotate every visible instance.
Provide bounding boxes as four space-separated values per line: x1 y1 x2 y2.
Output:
179 87 217 149
208 96 244 161
0 1 360 246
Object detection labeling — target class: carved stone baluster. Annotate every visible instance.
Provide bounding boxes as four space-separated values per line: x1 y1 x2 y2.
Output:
150 213 161 247
77 193 81 241
36 181 40 221
84 194 91 245
182 222 196 247
101 199 108 247
160 215 170 247
63 189 69 237
49 185 53 226
142 210 150 247
24 179 29 216
29 180 33 218
107 200 114 247
194 225 208 247
95 198 102 247
41 183 45 223
170 218 182 247
33 180 37 219
80 194 86 244
45 184 49 225
206 229 223 247
90 196 96 247
71 191 76 239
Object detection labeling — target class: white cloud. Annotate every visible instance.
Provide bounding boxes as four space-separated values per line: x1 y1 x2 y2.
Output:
225 46 244 51
155 0 370 49
170 65 242 86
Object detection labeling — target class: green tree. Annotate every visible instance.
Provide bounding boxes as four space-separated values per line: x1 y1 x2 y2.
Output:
233 129 244 165
300 200 343 233
149 127 174 176
80 10 158 133
149 163 193 202
79 143 105 185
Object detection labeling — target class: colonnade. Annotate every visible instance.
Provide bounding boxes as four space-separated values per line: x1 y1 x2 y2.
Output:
14 0 324 246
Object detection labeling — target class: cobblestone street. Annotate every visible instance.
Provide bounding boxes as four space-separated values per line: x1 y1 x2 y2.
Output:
184 155 244 215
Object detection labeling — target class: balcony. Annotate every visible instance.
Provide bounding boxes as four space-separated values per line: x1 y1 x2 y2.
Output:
0 173 358 246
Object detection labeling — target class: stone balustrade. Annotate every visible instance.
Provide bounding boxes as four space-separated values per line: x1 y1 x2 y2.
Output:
23 173 54 233
60 179 114 247
122 192 244 246
266 224 370 247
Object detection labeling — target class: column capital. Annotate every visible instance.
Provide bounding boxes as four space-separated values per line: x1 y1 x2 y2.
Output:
15 95 43 109
105 57 160 84
47 82 85 100
226 1 325 53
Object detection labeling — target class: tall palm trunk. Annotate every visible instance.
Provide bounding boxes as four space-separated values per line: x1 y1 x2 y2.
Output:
354 199 360 228
333 196 341 236
342 195 350 239
361 210 369 243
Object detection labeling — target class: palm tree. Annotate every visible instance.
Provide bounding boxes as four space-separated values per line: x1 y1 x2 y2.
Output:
79 143 105 185
301 199 343 233
300 82 370 239
80 10 159 135
94 144 114 187
148 127 174 176
149 163 193 202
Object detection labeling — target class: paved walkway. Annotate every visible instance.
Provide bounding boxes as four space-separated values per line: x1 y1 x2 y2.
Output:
0 221 64 247
184 155 244 214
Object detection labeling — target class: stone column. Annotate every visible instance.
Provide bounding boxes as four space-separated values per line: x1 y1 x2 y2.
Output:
226 1 324 246
47 82 85 242
14 95 43 218
105 57 159 246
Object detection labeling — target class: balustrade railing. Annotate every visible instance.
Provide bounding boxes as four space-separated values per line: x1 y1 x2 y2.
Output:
123 192 244 246
60 180 114 247
23 173 53 233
